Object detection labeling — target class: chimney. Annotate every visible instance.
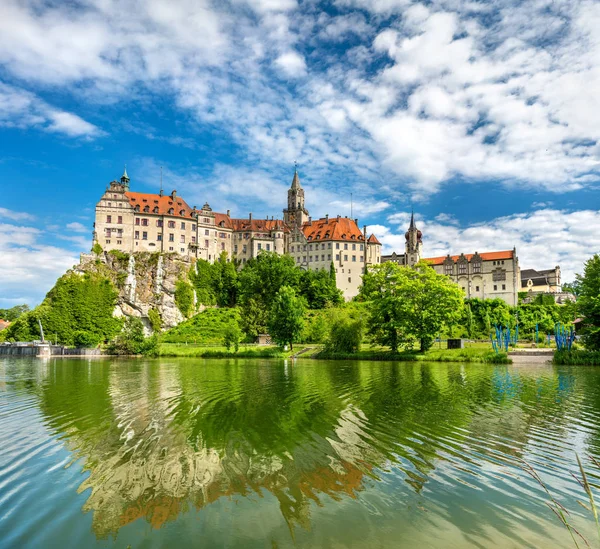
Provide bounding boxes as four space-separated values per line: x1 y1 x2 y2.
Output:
171 189 177 199
249 213 252 221
355 218 358 226
337 215 340 220
308 217 312 224
325 214 329 223
227 209 230 217
159 189 164 197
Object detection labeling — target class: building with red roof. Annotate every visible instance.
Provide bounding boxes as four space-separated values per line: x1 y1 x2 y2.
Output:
93 166 382 299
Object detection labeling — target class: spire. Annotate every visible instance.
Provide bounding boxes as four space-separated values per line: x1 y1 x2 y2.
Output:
120 165 130 184
291 161 301 190
409 209 415 230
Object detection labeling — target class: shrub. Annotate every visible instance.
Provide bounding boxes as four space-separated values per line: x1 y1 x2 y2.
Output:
73 330 101 348
223 322 242 352
175 279 195 318
147 308 162 333
91 242 103 255
325 315 363 353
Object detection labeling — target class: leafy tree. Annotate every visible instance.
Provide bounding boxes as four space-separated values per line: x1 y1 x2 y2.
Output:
73 330 101 347
324 313 363 353
223 321 242 352
0 304 30 322
214 252 238 307
298 269 343 309
147 308 162 333
267 286 306 350
464 304 474 338
239 297 268 339
576 255 600 350
108 317 159 355
175 279 195 318
190 260 218 306
91 242 103 255
562 281 582 298
361 261 464 352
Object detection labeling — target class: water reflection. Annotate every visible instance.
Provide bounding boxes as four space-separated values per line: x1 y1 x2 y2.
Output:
2 358 600 547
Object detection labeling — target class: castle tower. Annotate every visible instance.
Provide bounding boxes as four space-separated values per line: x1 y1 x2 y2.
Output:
405 211 423 266
283 164 309 228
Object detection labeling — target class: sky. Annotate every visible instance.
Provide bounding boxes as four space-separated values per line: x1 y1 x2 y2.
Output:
0 0 599 307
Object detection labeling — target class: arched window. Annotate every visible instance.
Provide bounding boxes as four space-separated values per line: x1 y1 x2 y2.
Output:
135 205 140 212
153 207 159 214
179 210 185 216
168 208 174 215
144 206 149 212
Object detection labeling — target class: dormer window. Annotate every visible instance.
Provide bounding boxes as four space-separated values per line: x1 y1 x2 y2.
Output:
153 207 159 214
168 208 174 215
179 210 185 216
135 205 140 212
351 235 356 240
144 206 149 212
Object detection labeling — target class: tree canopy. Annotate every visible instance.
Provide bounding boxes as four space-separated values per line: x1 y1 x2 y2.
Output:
577 254 600 350
267 286 306 349
361 261 465 352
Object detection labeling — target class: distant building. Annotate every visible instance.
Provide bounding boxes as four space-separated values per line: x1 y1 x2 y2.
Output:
93 167 382 300
521 267 561 294
382 214 520 306
0 320 10 331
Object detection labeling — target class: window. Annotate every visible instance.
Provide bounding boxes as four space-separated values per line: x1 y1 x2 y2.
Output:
234 245 238 253
309 244 312 251
352 244 356 251
221 242 225 251
297 257 300 263
205 229 209 236
344 243 348 250
328 254 331 260
108 202 111 208
291 246 294 253
336 254 340 260
180 235 185 243
243 245 247 253
117 216 122 224
106 215 112 223
502 284 506 290
352 255 356 262
144 206 149 213
266 244 271 251
105 228 111 238
492 269 506 281
106 239 111 244
192 224 196 231
494 285 497 291
181 248 185 253
473 262 481 273
206 240 210 248
360 256 363 262
168 221 176 228
135 218 140 226
203 217 210 223
309 255 312 261
322 244 325 250
117 240 121 245
321 254 324 261
157 234 162 241
336 243 340 249
169 233 174 242
142 231 147 240
444 264 453 275
344 254 348 261
219 232 226 238
258 243 262 251
141 218 148 226
348 277 351 283
458 263 467 275
157 220 163 227
169 247 173 251
181 222 185 230
475 285 479 291
135 231 139 240
360 244 364 251
192 236 196 243
328 243 332 249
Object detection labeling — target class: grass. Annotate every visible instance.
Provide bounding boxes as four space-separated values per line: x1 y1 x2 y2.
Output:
316 344 511 363
158 343 294 358
554 350 600 366
161 308 243 345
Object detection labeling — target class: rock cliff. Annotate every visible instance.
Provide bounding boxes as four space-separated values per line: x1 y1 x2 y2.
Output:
77 251 195 333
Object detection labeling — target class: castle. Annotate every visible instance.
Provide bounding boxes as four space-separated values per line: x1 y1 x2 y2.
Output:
382 213 521 306
93 168 382 299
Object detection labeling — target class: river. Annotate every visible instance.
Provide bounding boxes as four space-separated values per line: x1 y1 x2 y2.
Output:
1 357 599 548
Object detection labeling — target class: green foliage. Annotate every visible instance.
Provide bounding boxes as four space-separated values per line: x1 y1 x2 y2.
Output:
562 281 581 298
361 261 464 352
108 249 130 263
162 307 242 344
267 286 306 349
175 279 195 318
147 308 162 333
464 304 474 338
189 253 237 307
73 330 101 347
239 298 268 339
91 242 103 255
301 310 330 343
533 293 556 306
0 304 29 322
4 272 122 345
554 350 600 365
108 317 159 355
191 260 217 306
577 254 600 350
324 313 363 353
223 322 242 352
298 268 343 309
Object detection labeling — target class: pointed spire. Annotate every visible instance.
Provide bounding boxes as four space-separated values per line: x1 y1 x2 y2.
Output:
291 161 301 190
409 209 415 229
120 165 130 184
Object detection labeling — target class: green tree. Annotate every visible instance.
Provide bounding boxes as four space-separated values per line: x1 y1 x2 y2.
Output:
464 304 474 338
324 313 363 353
109 317 159 355
562 281 582 298
361 261 464 352
267 286 306 350
298 269 343 309
190 260 218 306
223 321 242 352
576 255 600 350
239 297 268 339
175 279 195 318
0 304 30 322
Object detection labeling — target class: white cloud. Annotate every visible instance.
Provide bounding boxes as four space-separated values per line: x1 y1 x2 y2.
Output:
0 207 34 221
377 208 600 282
0 83 104 138
66 222 88 233
274 51 307 77
0 222 79 307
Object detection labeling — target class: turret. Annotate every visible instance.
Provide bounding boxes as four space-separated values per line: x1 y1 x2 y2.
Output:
120 165 130 189
283 163 309 228
405 211 423 266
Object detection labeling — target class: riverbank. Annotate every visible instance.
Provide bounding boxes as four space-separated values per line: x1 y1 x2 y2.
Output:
553 350 600 365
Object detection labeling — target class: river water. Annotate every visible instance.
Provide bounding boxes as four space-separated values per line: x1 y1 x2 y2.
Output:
1 357 599 548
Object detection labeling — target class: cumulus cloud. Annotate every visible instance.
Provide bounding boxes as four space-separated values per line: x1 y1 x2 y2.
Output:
274 51 307 77
0 83 104 138
0 222 79 307
66 222 88 233
0 207 34 221
378 208 600 282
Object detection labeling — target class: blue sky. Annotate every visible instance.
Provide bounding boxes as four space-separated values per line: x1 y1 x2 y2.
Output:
1 0 599 307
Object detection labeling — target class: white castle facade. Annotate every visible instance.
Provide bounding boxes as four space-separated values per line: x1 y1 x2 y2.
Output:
93 168 382 300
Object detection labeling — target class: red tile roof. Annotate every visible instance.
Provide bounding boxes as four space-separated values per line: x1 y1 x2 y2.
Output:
214 213 233 229
125 192 196 219
302 217 364 241
231 218 288 233
424 250 515 266
367 234 381 245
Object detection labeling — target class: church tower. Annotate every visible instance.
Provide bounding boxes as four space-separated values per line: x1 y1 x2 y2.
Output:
405 211 423 266
283 164 309 228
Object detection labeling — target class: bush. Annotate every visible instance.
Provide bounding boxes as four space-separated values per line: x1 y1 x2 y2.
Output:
175 279 195 318
73 330 101 347
108 317 159 355
91 242 103 255
223 322 242 352
147 308 162 333
554 350 600 365
325 315 363 353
